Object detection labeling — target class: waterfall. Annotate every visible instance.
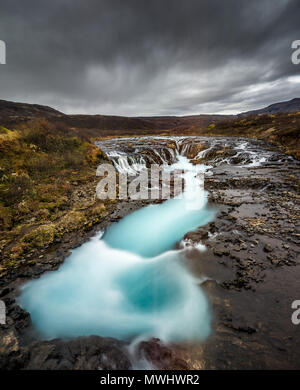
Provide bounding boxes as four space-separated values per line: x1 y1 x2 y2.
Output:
19 137 216 343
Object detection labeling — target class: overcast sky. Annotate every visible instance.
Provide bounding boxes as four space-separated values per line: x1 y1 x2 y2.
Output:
0 0 299 116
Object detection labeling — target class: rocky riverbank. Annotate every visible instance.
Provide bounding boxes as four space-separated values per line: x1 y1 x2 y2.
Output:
178 149 300 369
0 136 299 370
0 197 155 369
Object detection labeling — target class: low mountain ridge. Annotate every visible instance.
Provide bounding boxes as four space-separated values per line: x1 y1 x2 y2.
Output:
0 98 299 155
0 99 229 137
241 98 300 116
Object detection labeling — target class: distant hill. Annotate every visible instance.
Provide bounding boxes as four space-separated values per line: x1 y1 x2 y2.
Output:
0 98 299 145
0 99 230 138
0 99 64 120
241 98 300 116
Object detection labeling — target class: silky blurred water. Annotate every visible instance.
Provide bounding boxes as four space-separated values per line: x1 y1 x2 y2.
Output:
19 153 215 341
104 198 215 258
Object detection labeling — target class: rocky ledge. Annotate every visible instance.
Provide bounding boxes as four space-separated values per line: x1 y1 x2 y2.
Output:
0 136 299 370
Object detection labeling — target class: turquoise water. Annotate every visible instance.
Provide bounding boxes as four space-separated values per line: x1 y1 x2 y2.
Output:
104 198 215 258
19 155 216 342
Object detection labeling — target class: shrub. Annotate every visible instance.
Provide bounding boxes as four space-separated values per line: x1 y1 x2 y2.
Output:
0 174 32 206
63 150 84 169
22 119 82 153
0 126 9 134
24 155 57 178
23 224 56 247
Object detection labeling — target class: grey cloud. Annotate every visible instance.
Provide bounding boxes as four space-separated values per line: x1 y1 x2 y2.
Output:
0 0 299 115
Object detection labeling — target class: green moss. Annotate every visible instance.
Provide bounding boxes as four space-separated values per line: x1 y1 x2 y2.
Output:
0 118 111 272
23 224 56 247
0 126 9 134
57 211 87 233
24 225 56 247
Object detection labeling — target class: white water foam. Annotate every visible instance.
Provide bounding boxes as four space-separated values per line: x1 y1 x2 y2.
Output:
19 144 215 343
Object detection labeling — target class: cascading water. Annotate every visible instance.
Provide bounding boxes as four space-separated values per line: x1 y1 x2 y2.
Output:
19 238 211 341
19 137 216 343
104 156 214 258
19 136 278 344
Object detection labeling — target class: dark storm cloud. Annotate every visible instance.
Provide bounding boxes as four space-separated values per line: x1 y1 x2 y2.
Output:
0 0 299 115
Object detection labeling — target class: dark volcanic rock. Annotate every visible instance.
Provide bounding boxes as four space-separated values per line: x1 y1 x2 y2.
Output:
0 135 299 370
0 332 131 370
0 199 148 371
24 336 131 370
137 338 189 370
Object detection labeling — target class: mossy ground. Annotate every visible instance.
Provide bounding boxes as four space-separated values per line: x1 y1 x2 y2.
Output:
200 112 300 159
0 119 110 276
